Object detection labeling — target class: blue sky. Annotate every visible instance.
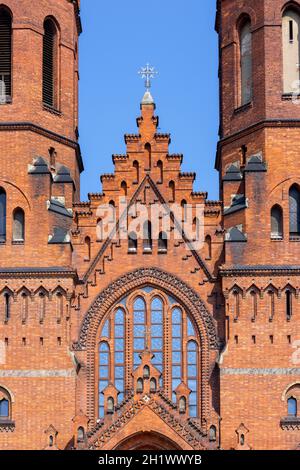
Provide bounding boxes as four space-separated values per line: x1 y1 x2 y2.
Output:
79 0 219 201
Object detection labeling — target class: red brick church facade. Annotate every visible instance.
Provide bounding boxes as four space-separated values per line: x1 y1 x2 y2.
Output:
0 0 300 450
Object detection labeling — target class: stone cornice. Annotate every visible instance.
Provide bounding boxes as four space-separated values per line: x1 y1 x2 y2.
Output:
0 421 15 432
216 119 300 170
0 267 77 279
0 122 84 173
280 417 300 431
220 265 300 277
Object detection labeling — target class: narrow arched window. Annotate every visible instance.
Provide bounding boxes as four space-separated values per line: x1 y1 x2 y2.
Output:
143 365 150 379
13 208 25 242
250 291 258 322
187 340 198 417
179 396 186 414
0 188 6 242
108 200 116 224
283 9 300 94
145 143 151 169
181 200 187 221
56 292 63 323
98 341 110 418
169 181 175 202
271 205 283 239
107 397 114 414
128 232 137 253
158 232 167 253
136 378 144 393
21 293 28 324
84 236 91 261
0 8 12 104
150 378 157 392
193 217 200 241
233 290 240 321
157 160 163 183
288 397 297 416
4 293 10 322
151 297 163 380
209 425 217 442
172 308 182 403
286 290 293 320
268 290 275 321
43 18 58 108
133 297 146 369
114 309 125 402
133 161 139 183
0 398 9 418
205 235 212 259
121 181 127 197
39 292 46 323
289 185 300 237
143 221 152 252
77 427 85 442
240 19 252 105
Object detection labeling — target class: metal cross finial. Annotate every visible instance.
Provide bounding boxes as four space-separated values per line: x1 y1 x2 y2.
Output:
138 63 158 91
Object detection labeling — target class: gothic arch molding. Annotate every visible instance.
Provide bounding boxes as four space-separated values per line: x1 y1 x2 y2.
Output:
73 267 219 427
74 267 218 351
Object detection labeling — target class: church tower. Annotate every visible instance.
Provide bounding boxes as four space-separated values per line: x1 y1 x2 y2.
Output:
216 0 300 450
0 0 82 449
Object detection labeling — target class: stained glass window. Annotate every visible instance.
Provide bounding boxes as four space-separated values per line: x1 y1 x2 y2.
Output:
172 307 182 402
151 297 163 377
98 342 109 418
0 398 9 418
133 297 146 369
288 397 297 417
187 341 198 417
114 309 125 402
97 289 200 418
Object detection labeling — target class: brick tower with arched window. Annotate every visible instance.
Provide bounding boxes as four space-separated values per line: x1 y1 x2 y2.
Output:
0 0 82 449
217 0 300 450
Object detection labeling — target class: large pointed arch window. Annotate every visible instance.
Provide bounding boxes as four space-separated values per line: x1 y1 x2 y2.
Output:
97 288 200 419
0 8 12 104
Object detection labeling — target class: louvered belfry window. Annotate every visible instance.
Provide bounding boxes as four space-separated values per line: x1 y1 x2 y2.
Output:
43 19 57 108
0 9 12 104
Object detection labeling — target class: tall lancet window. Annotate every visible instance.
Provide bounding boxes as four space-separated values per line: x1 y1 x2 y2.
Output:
289 185 300 237
282 9 300 94
0 8 12 104
0 188 6 242
43 18 58 108
240 19 253 105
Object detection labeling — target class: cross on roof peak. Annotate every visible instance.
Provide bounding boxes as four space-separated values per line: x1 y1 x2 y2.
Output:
138 63 158 92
